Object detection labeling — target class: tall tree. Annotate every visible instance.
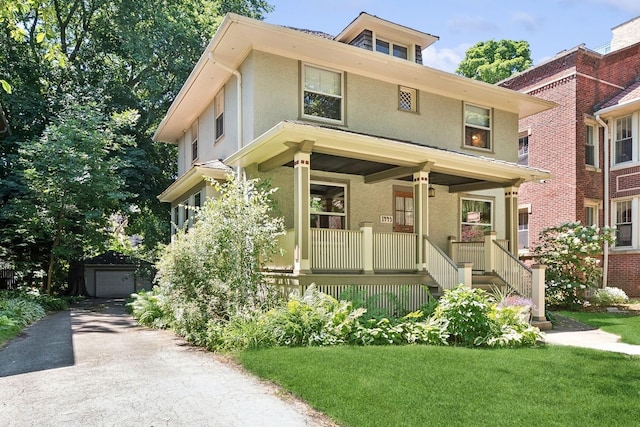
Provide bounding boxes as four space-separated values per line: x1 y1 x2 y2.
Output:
456 39 532 84
0 0 273 292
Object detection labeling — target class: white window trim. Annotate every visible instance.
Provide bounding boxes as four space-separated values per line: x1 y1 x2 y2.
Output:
215 88 224 141
612 197 637 249
301 63 344 124
399 86 418 113
517 204 531 254
584 199 600 227
584 120 599 169
310 180 347 228
372 31 414 62
191 121 199 163
611 113 637 168
463 102 492 151
460 196 494 241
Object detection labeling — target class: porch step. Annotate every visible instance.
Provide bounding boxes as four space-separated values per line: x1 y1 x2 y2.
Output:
471 273 507 295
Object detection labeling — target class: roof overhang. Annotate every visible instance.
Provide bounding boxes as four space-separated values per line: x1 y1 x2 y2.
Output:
158 163 232 203
225 121 552 191
596 98 640 118
153 13 556 143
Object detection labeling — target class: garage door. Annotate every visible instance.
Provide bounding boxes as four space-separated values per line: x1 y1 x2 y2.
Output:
95 270 135 298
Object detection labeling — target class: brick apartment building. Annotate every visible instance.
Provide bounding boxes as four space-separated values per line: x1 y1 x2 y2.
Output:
501 17 640 297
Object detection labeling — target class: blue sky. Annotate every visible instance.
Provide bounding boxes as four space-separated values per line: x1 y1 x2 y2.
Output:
264 0 640 72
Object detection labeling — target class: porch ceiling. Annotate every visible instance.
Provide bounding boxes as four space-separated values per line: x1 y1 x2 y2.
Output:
225 121 552 191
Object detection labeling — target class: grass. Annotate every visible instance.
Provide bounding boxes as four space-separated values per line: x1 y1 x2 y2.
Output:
557 310 640 345
237 345 640 427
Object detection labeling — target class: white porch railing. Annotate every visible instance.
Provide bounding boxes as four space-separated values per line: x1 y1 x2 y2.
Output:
450 241 485 271
311 229 363 271
493 240 532 297
424 235 460 291
373 232 416 271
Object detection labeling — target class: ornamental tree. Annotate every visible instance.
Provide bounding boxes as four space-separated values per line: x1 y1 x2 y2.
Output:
456 39 532 84
532 222 616 308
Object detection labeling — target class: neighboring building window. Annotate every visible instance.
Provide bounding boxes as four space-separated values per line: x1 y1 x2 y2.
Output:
303 64 343 123
461 198 492 242
375 38 408 59
518 207 529 251
310 182 346 229
615 115 632 164
191 121 198 162
173 205 180 233
585 202 599 227
183 199 189 225
518 134 529 165
215 89 224 140
394 190 414 233
615 200 633 247
585 124 598 167
194 192 202 208
399 86 417 112
464 104 491 150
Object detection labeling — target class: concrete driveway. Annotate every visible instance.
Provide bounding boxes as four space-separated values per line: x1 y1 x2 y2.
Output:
0 299 335 426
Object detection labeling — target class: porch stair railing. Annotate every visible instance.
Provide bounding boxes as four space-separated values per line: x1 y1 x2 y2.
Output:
493 240 532 298
424 235 461 291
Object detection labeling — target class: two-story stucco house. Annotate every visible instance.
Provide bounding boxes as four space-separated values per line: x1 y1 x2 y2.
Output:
153 12 555 318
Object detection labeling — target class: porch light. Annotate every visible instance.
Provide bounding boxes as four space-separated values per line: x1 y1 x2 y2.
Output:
428 186 435 198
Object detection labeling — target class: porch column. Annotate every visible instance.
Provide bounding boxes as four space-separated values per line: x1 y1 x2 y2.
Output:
504 186 520 255
360 222 374 274
413 171 429 270
531 264 546 322
293 152 311 274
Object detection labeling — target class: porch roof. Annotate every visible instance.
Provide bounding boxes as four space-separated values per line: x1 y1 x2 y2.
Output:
225 121 552 191
158 160 232 202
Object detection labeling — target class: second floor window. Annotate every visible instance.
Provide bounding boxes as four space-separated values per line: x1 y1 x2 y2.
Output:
191 122 198 162
585 124 597 167
615 115 632 164
464 104 491 150
399 86 417 112
303 64 343 123
518 134 529 165
215 89 224 140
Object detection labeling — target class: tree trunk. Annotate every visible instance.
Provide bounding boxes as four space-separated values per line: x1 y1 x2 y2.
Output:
66 259 88 296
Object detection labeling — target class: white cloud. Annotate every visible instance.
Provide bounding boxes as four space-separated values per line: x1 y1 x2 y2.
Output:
422 44 470 73
511 12 541 32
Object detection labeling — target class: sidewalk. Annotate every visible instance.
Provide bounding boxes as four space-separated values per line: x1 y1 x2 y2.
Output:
543 314 640 356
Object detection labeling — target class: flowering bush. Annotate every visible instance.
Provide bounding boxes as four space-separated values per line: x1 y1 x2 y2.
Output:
532 222 615 308
590 287 629 306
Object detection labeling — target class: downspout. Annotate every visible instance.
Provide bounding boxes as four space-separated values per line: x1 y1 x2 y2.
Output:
596 114 609 287
208 52 243 179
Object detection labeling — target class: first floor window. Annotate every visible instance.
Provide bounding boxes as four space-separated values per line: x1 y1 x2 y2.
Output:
585 203 599 227
518 208 529 250
394 190 414 233
615 200 633 247
303 64 343 123
464 103 491 150
461 198 492 242
310 182 346 229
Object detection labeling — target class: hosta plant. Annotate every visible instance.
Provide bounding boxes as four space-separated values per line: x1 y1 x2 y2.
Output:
590 287 629 306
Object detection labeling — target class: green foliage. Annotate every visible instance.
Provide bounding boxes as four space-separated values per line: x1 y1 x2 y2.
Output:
533 222 616 308
456 39 532 84
590 287 629 306
0 297 46 329
338 285 411 319
127 289 169 328
154 176 285 345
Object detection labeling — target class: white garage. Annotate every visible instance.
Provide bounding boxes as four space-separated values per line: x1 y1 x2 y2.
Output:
85 251 152 298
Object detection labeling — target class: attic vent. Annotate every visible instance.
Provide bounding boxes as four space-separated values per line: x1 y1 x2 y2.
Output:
399 86 417 112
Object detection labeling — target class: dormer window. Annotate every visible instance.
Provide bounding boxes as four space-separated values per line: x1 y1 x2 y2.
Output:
376 38 408 60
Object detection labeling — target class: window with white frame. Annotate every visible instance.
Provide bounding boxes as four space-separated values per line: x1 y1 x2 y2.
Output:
518 133 529 165
584 201 599 227
215 89 224 140
375 38 408 60
585 124 598 167
302 64 343 123
399 86 417 112
460 198 493 242
615 199 633 247
464 104 491 150
310 181 346 229
614 115 632 165
518 207 529 251
191 121 198 162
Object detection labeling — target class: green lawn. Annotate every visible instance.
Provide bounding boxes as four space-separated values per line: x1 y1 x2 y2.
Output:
237 345 640 427
558 310 640 345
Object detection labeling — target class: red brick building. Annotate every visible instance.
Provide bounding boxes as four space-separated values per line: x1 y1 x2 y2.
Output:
501 17 640 297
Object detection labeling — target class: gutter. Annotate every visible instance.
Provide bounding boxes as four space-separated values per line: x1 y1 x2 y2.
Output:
207 52 243 179
595 114 609 287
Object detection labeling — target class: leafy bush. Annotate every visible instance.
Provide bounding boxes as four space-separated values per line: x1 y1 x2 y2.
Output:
431 285 494 346
484 306 543 347
351 313 449 346
0 298 46 328
590 287 629 306
339 285 411 319
127 289 169 328
532 222 615 308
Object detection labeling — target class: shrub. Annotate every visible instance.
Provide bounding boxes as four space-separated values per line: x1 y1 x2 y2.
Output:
351 313 449 346
532 222 615 308
484 305 543 348
590 287 629 306
0 298 46 328
431 285 494 346
127 289 169 328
